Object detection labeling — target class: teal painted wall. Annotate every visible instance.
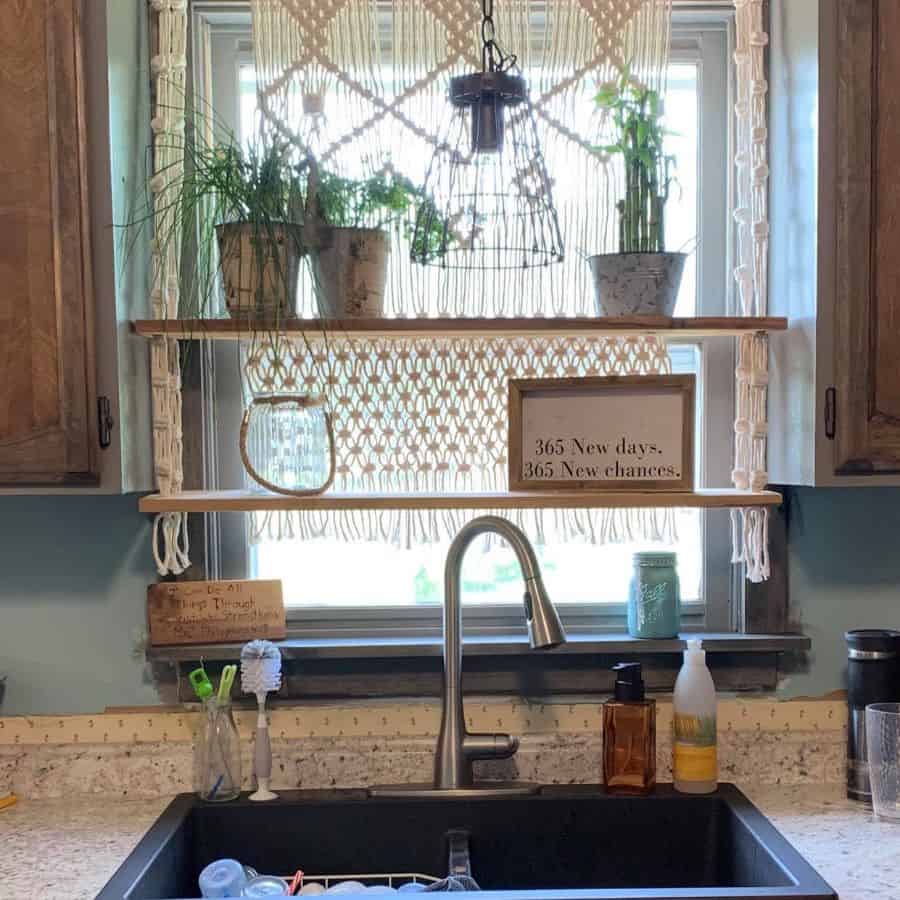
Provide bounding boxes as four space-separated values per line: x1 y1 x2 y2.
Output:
781 487 900 698
0 496 160 715
0 488 897 714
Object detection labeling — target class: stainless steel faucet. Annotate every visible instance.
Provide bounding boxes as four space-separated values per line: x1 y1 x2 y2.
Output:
372 515 567 797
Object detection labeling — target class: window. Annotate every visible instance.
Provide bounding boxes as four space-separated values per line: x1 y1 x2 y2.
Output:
192 5 737 639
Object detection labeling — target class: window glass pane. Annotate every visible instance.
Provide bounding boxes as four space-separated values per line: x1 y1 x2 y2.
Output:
666 63 698 316
233 56 705 613
252 342 702 610
252 510 702 608
234 61 699 318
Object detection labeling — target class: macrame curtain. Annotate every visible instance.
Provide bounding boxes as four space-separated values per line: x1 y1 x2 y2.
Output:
149 0 190 575
243 333 677 546
731 0 770 582
250 0 672 317
137 1 775 582
241 0 680 548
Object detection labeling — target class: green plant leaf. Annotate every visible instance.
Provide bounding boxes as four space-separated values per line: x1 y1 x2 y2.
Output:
594 84 620 107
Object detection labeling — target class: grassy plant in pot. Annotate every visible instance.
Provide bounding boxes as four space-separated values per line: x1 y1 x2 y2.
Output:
588 73 685 317
309 169 431 318
208 141 309 319
130 128 310 321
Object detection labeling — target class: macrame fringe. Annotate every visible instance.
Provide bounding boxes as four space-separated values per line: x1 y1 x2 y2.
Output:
152 511 191 576
249 507 678 550
148 2 190 576
730 1 771 583
729 507 769 584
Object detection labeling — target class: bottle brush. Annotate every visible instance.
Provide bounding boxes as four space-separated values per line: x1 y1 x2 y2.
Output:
240 639 282 801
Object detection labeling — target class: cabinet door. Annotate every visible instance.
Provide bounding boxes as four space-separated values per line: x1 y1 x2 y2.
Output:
0 0 96 484
834 0 900 474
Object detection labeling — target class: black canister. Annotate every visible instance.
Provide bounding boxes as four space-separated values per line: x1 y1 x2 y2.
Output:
845 629 900 802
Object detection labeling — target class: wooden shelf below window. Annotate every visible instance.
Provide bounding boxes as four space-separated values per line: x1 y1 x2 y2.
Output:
138 488 782 514
133 315 787 341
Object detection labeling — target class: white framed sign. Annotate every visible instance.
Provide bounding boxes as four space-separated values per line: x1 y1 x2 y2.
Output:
508 375 695 492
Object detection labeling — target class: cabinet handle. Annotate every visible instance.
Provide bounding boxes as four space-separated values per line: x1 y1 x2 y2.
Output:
97 396 115 449
824 387 836 440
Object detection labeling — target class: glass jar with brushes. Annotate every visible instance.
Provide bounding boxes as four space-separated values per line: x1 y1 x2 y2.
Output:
191 665 242 802
627 552 680 639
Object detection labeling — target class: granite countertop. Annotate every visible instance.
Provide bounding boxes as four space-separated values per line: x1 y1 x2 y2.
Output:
0 785 895 900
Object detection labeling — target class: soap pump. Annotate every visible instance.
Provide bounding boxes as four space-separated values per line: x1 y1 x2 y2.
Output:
602 662 656 795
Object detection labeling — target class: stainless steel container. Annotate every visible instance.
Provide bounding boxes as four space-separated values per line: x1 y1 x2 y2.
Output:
845 629 900 802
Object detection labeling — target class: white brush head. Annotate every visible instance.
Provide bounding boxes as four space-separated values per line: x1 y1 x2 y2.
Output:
240 640 282 695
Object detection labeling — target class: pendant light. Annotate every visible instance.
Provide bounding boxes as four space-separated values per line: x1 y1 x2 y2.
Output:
410 0 564 270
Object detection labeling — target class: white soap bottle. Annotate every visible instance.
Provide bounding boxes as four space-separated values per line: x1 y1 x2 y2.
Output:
673 638 718 794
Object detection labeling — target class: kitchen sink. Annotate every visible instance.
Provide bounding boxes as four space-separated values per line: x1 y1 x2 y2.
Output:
96 785 835 900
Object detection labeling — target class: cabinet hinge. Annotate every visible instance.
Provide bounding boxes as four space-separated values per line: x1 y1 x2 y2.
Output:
97 395 115 449
824 387 836 440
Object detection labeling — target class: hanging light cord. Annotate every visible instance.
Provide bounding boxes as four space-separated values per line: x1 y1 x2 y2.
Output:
481 0 516 73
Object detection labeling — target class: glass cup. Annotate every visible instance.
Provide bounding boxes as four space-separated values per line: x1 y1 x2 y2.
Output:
865 702 900 821
195 699 242 802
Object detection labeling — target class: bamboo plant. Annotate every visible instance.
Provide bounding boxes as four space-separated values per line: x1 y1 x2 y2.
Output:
595 71 675 254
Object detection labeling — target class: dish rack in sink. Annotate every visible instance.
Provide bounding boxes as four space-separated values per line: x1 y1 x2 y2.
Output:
286 872 441 891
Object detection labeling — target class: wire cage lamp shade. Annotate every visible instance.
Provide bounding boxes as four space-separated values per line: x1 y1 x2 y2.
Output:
410 2 564 270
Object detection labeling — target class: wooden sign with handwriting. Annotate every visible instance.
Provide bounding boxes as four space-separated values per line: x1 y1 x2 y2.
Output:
147 579 286 646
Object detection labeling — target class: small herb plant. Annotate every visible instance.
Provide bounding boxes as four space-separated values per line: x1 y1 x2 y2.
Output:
312 169 448 259
314 170 418 229
594 70 675 254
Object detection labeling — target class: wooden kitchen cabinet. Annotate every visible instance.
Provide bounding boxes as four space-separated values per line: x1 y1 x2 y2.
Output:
767 0 900 484
0 0 152 490
0 0 96 484
832 0 900 474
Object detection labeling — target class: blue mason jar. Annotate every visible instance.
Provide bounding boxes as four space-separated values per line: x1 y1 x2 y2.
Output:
627 552 680 639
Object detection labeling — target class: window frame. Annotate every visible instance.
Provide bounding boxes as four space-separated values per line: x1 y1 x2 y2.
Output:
189 3 742 642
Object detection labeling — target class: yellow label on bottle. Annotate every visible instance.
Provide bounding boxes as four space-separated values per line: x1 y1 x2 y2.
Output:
674 712 717 782
674 742 717 782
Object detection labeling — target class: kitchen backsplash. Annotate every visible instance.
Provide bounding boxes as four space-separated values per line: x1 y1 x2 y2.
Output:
0 699 846 799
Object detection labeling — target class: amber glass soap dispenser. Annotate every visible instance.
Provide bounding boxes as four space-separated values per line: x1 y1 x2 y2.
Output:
603 662 656 794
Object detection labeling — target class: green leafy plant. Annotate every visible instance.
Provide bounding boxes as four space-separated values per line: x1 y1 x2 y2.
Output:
594 70 675 254
312 169 448 260
125 102 310 320
190 140 308 225
314 170 418 230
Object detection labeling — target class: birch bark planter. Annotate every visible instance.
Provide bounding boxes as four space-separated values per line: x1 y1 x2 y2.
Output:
217 222 303 317
589 252 687 317
312 226 389 317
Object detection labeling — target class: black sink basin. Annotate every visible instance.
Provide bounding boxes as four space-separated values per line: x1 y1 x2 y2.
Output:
97 785 835 900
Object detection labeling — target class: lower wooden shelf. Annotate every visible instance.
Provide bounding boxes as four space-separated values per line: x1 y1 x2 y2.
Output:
138 488 782 514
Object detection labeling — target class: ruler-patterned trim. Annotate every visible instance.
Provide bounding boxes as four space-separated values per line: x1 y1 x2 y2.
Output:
0 700 846 747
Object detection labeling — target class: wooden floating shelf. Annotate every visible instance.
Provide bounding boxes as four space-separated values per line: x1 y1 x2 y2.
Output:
139 488 782 514
133 315 787 341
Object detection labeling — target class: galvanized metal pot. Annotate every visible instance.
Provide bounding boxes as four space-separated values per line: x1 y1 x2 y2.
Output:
588 251 686 316
216 221 303 317
311 226 389 317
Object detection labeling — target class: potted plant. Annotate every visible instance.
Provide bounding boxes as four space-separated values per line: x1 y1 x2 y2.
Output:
308 168 440 318
588 71 685 316
210 141 309 318
128 126 310 321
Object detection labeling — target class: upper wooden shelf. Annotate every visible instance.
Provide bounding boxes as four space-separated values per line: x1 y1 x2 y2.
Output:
133 316 787 341
138 488 782 514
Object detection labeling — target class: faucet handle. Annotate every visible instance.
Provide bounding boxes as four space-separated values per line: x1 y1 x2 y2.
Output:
463 731 520 761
